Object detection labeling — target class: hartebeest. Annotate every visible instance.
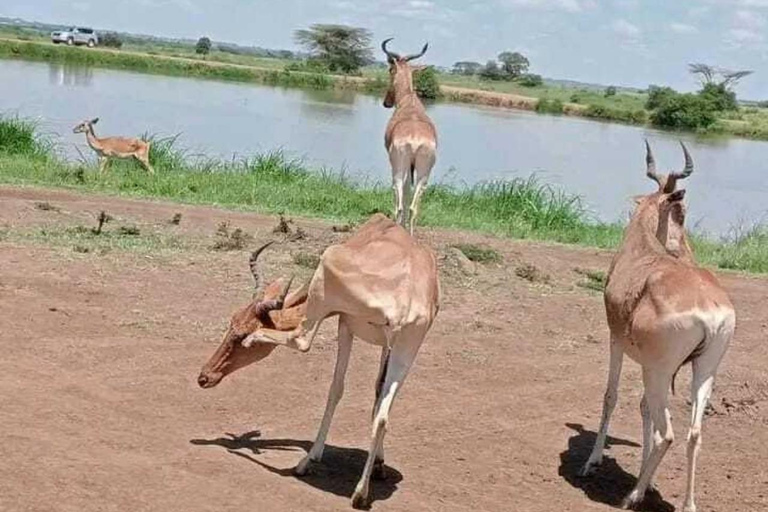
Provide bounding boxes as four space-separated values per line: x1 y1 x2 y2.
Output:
198 214 440 509
580 141 736 512
73 118 154 174
381 38 437 234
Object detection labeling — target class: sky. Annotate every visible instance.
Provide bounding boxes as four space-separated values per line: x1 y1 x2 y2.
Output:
3 0 767 98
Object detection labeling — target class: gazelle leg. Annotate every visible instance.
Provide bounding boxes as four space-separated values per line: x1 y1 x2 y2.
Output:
98 156 108 174
351 332 422 509
623 371 674 509
640 394 655 489
389 149 410 228
408 174 429 235
294 319 353 476
372 346 390 480
581 338 624 476
137 153 155 174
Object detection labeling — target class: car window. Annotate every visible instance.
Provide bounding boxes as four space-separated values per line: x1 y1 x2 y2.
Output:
77 28 94 34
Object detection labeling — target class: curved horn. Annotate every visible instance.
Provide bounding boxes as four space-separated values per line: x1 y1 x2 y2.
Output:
249 241 275 291
253 275 294 323
381 38 400 62
644 139 661 185
404 42 429 62
670 141 694 180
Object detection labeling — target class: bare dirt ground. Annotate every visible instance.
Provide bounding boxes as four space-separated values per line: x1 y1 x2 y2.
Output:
1 186 766 512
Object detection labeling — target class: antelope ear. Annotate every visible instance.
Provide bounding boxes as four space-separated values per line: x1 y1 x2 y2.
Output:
91 117 99 124
411 65 428 73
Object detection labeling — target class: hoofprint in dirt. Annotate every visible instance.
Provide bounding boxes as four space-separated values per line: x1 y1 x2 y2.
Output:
1 185 766 512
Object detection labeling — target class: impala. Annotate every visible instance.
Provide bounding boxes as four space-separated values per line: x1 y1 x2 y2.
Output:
381 38 437 234
198 214 440 509
580 141 736 512
73 118 154 173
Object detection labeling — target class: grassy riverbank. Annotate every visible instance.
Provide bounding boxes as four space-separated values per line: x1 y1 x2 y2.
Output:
1 116 766 273
4 38 768 140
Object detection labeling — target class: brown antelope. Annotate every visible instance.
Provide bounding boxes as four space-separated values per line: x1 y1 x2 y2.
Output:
198 214 440 509
580 141 735 512
381 38 437 234
73 118 154 174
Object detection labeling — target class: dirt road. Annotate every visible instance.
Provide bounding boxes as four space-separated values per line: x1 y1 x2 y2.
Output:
1 186 765 512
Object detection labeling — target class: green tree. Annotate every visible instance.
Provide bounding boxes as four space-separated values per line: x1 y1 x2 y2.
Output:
294 24 373 73
100 32 123 49
646 85 677 110
650 93 717 130
604 86 617 97
497 51 529 79
479 60 503 81
452 61 482 75
518 73 543 87
195 36 212 55
698 82 737 111
413 66 441 99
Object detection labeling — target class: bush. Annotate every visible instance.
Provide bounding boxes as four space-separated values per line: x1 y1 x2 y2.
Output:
517 73 543 87
195 37 212 55
479 60 504 81
699 83 737 111
413 66 441 100
284 58 330 73
584 105 647 124
646 85 677 110
535 98 564 114
604 86 617 97
650 93 717 130
99 32 123 49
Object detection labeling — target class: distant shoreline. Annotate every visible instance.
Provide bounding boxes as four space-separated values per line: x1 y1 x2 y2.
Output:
1 38 767 142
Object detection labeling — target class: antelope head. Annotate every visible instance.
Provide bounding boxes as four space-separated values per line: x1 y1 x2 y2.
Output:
381 38 429 108
73 117 99 134
197 242 308 389
632 141 694 258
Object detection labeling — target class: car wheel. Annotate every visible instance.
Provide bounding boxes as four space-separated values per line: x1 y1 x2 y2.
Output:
87 39 95 48
67 38 74 46
52 41 60 44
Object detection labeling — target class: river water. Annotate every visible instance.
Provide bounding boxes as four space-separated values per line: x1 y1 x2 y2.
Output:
2 59 766 235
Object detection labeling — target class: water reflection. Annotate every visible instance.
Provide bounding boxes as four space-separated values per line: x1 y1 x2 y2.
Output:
298 88 358 121
48 63 93 87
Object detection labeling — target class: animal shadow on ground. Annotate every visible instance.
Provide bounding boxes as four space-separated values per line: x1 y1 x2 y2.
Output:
190 430 403 508
558 423 674 512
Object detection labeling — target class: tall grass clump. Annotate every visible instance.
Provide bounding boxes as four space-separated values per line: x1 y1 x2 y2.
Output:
0 116 51 158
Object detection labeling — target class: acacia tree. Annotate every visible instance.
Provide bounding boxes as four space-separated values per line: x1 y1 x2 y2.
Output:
294 24 373 73
498 51 529 79
195 36 212 55
452 61 482 75
688 63 753 111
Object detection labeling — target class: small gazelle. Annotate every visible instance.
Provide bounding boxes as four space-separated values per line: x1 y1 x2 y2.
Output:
580 141 736 512
73 118 154 174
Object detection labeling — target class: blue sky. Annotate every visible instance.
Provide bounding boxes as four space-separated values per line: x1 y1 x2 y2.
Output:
3 0 766 98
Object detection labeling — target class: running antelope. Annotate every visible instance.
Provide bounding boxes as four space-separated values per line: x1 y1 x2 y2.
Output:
73 118 154 173
198 214 440 509
580 141 735 512
381 38 437 234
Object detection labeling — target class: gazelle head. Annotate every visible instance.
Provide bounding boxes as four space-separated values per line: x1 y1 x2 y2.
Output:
632 141 694 256
197 242 307 389
381 38 429 108
73 117 99 134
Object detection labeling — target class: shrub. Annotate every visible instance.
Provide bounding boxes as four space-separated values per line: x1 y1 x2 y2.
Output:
517 73 543 87
646 85 677 110
650 93 717 130
195 37 212 55
413 66 441 100
604 86 617 97
584 105 647 124
698 83 738 111
535 98 564 114
100 32 123 49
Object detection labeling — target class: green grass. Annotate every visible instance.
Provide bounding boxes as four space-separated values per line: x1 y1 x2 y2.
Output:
1 116 767 273
0 116 52 157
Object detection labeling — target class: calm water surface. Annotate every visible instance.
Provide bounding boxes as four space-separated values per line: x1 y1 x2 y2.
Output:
2 59 767 235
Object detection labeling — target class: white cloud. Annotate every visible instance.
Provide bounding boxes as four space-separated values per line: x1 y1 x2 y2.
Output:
500 0 595 12
611 19 641 38
728 27 765 44
669 22 698 34
734 9 766 29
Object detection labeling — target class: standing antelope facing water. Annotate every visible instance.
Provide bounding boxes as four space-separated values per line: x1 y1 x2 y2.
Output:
198 214 440 509
381 38 437 234
73 118 154 174
580 141 735 512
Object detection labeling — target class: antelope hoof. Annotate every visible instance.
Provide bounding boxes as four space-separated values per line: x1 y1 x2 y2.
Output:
351 487 371 510
579 457 601 477
682 504 696 512
372 459 387 481
621 489 644 510
293 455 317 476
